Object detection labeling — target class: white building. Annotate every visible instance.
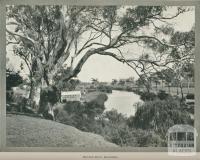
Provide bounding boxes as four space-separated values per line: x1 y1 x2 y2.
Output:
61 91 81 102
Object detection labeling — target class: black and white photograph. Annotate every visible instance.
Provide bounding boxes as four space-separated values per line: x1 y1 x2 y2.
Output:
5 4 195 149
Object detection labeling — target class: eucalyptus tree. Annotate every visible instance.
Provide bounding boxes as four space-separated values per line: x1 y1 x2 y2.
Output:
6 5 193 118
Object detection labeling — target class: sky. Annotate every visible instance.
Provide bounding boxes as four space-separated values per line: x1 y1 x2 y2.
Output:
6 6 195 83
77 7 195 82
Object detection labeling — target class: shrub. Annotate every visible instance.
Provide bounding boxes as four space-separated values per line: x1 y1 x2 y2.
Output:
6 69 23 90
133 129 166 147
55 94 107 132
140 92 157 101
54 109 76 126
12 96 28 112
104 109 127 124
186 93 194 99
94 117 166 147
157 90 169 100
133 99 192 138
97 85 112 93
62 101 84 114
126 86 133 92
7 95 36 114
6 90 14 103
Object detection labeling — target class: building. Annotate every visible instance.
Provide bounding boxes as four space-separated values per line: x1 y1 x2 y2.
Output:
61 91 81 102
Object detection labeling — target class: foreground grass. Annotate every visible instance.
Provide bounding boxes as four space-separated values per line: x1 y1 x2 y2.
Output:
6 114 118 148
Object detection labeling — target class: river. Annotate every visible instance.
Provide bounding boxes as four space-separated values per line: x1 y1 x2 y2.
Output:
104 90 142 117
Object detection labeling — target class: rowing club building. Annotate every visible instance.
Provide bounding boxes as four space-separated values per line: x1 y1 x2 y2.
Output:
61 91 82 102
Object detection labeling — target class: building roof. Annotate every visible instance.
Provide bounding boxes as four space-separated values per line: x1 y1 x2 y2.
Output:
167 125 198 135
61 91 81 96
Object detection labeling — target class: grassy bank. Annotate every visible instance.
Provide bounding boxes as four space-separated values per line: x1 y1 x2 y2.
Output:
6 114 118 148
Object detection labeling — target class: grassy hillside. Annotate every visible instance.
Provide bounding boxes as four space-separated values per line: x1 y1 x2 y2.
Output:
6 114 118 148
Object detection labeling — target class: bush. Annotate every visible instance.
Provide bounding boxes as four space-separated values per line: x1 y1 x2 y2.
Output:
157 90 169 100
140 92 157 101
6 90 14 103
104 109 127 124
63 101 84 114
126 86 133 92
56 110 77 126
133 99 192 138
186 93 194 99
133 129 166 147
55 94 107 132
6 95 35 114
97 85 112 93
94 117 166 147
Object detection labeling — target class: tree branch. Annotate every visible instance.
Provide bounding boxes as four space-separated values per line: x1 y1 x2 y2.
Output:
6 29 35 45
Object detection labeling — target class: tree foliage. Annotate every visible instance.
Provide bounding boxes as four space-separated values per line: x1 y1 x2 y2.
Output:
6 69 23 90
6 6 193 86
133 99 192 137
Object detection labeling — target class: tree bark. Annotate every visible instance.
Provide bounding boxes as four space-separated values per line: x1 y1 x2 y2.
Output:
168 84 171 94
37 77 61 120
176 85 179 95
28 80 36 108
180 82 184 101
187 77 190 94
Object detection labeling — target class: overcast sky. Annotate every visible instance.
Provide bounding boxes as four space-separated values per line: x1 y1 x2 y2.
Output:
6 6 195 83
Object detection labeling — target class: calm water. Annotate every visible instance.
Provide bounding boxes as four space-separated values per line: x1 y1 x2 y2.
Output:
104 90 142 117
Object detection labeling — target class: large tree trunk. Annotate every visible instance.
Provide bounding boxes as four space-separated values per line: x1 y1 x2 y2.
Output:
180 82 184 101
168 84 171 94
187 78 190 94
155 82 158 92
37 78 60 120
28 79 40 111
176 85 179 95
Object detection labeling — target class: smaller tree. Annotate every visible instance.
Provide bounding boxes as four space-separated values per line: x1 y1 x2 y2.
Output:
118 79 125 86
135 74 151 93
111 79 118 86
91 78 99 85
104 109 127 124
